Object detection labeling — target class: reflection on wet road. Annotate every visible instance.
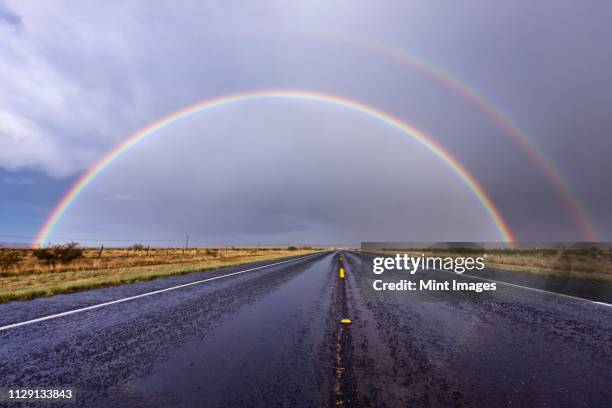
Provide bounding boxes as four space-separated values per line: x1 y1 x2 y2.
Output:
344 252 612 407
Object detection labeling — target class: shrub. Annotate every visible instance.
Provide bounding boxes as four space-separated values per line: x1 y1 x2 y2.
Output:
130 243 145 251
57 242 83 263
288 246 298 251
32 247 56 265
205 248 218 257
0 250 21 270
32 242 83 266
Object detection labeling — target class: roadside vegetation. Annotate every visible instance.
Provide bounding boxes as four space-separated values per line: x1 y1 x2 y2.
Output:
372 247 612 283
0 245 319 303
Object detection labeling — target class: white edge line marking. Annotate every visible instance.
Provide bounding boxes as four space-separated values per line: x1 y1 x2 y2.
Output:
354 251 612 308
458 272 612 308
0 253 323 332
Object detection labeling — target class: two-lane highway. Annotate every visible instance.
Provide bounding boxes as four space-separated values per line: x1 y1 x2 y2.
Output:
1 251 611 407
1 253 338 407
342 251 612 407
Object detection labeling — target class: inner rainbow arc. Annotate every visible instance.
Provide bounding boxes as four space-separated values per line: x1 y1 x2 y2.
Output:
33 90 515 247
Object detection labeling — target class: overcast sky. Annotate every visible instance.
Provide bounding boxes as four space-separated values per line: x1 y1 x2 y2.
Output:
1 0 611 246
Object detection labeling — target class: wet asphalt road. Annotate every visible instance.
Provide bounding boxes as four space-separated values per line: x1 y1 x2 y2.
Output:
1 251 611 407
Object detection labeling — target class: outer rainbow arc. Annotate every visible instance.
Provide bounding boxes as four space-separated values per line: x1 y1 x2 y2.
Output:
315 32 597 241
33 90 514 247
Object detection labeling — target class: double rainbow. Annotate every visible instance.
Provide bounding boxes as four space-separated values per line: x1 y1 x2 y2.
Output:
314 32 597 240
33 90 514 247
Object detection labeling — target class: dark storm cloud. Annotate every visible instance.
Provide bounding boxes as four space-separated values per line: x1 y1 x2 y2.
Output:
2 0 612 243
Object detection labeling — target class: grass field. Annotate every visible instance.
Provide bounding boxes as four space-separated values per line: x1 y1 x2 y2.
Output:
372 247 612 283
0 247 319 303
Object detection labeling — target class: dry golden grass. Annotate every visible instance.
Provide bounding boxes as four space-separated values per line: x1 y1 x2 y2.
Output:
1 247 282 276
0 247 318 303
481 251 612 282
371 248 612 283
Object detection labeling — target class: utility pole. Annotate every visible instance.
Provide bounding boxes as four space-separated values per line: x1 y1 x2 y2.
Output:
184 235 190 254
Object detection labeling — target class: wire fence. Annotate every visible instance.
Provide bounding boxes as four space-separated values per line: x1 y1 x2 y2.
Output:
0 237 318 275
0 234 303 249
